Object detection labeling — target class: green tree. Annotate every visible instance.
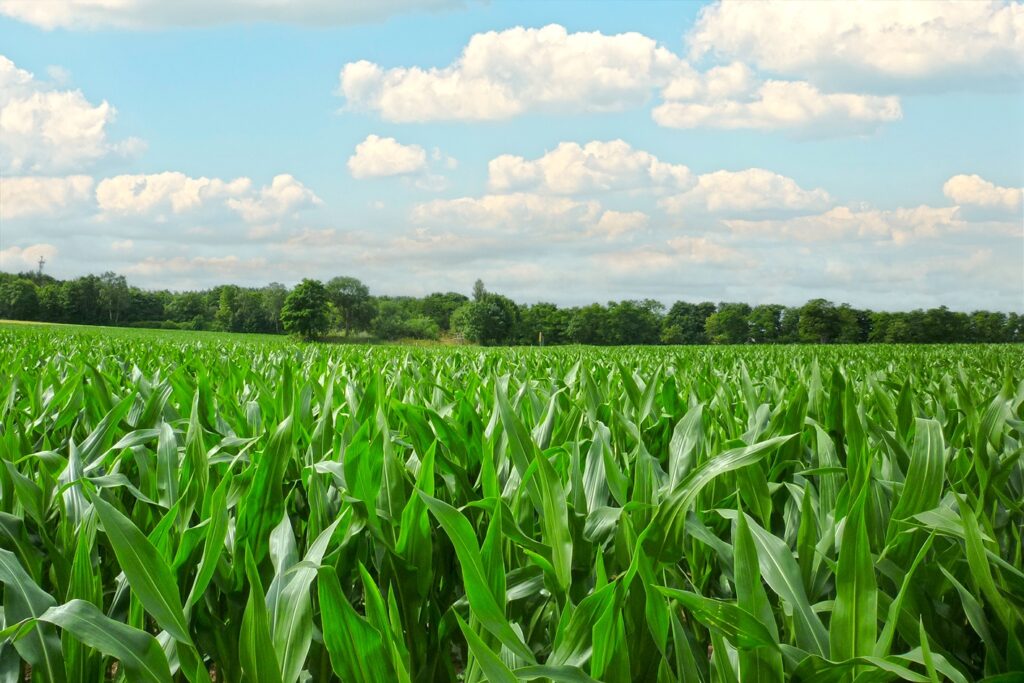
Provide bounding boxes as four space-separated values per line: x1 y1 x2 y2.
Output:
749 304 785 343
0 276 39 320
262 283 288 333
281 279 331 341
472 279 487 302
567 304 610 345
518 302 571 345
98 272 130 325
836 304 868 343
798 298 840 343
326 276 375 336
214 285 238 331
453 292 518 345
372 299 439 340
421 292 469 331
606 299 663 345
705 303 751 344
662 301 716 344
969 310 1008 342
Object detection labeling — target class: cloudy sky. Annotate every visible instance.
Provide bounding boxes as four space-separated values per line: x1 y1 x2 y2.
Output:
0 0 1022 310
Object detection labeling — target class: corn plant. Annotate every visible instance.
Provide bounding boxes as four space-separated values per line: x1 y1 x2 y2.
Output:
0 324 1021 682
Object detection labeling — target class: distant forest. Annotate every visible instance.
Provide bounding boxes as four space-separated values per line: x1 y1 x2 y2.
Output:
0 270 1021 345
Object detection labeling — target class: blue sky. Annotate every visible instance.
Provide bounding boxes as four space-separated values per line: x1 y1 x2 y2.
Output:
1 0 1022 310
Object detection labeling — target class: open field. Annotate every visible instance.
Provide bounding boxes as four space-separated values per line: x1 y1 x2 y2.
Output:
0 323 1021 682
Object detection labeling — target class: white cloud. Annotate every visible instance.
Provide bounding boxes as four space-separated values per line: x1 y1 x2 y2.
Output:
348 134 428 178
111 239 133 251
96 172 252 216
688 0 1024 88
488 140 693 194
600 236 748 273
0 243 57 270
0 0 461 29
589 210 649 241
0 175 94 218
340 24 683 122
411 192 600 233
338 24 907 133
943 174 1023 211
721 205 974 244
123 254 268 277
661 168 831 214
0 55 141 173
95 171 320 223
654 79 901 133
226 174 322 223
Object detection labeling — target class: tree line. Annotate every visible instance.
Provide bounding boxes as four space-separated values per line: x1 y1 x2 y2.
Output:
1 270 1021 345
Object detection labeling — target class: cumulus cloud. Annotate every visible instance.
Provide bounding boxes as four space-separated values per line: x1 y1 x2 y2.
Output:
600 236 749 274
226 174 322 223
0 0 461 29
0 55 142 173
589 210 649 241
0 175 94 219
95 171 320 223
943 174 1023 211
338 24 908 134
340 24 682 122
721 205 972 244
0 243 57 270
654 79 901 134
123 254 268 278
347 134 428 178
488 140 693 194
96 172 252 216
661 168 831 214
687 0 1024 88
411 192 600 233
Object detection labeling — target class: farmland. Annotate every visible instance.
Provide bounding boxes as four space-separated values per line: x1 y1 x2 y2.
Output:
0 323 1021 682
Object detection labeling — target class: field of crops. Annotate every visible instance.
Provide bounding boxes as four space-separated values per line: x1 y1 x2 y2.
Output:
0 324 1021 683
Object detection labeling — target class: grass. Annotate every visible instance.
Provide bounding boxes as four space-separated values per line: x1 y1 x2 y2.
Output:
0 322 1020 682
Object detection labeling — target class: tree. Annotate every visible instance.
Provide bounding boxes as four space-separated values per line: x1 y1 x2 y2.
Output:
748 304 784 343
372 299 439 340
326 276 375 336
0 276 39 320
453 292 518 345
214 285 238 331
472 279 487 302
606 299 663 345
567 304 610 344
969 311 1008 342
166 291 212 329
421 292 469 332
518 302 571 345
835 304 868 343
98 272 130 325
798 299 840 343
705 303 751 344
281 279 331 340
662 301 716 344
262 283 288 333
63 275 102 325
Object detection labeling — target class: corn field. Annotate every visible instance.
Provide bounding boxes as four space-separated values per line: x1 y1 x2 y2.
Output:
0 325 1021 682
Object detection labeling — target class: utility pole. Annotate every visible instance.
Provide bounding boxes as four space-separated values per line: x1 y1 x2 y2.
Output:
37 255 45 277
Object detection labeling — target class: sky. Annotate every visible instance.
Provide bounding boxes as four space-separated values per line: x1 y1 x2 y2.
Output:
0 0 1022 311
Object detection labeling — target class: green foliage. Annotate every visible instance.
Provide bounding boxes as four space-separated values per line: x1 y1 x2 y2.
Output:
280 278 331 340
372 299 440 341
452 292 519 344
705 302 752 344
326 276 375 336
0 323 1021 681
